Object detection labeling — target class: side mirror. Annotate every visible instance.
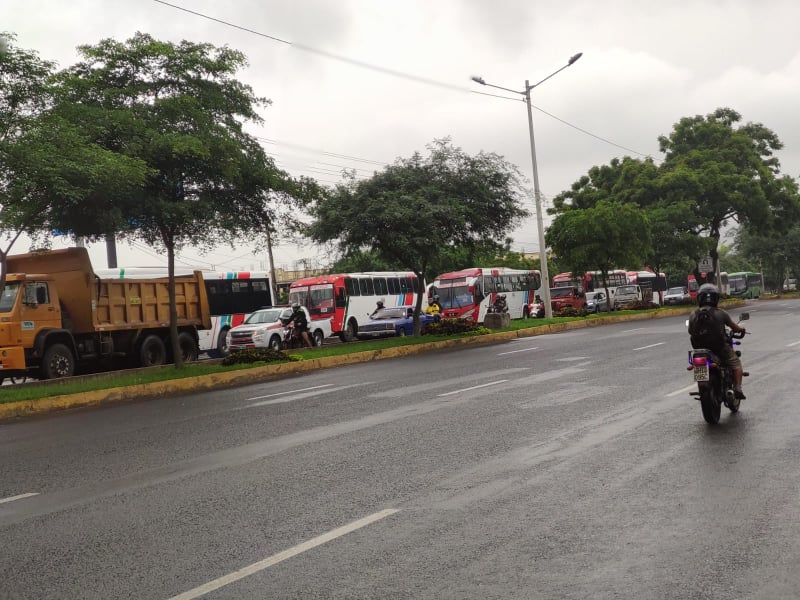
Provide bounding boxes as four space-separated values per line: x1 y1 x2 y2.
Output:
739 312 750 322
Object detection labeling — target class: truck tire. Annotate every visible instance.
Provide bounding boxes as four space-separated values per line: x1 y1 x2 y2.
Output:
139 335 167 367
176 331 199 363
312 329 325 347
40 343 75 379
269 334 282 351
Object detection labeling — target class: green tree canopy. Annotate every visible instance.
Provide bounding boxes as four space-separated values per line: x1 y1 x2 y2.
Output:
51 32 302 366
305 138 530 333
546 200 652 297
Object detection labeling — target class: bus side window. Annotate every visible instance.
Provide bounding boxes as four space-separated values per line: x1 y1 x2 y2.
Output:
359 278 374 296
374 277 388 296
387 278 399 295
345 278 360 296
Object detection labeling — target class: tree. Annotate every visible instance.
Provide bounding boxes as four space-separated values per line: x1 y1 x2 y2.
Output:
658 107 788 279
305 139 530 333
546 200 652 300
0 33 55 284
53 33 300 367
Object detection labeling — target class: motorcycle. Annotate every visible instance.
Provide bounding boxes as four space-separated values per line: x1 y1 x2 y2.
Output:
282 323 307 350
686 312 749 424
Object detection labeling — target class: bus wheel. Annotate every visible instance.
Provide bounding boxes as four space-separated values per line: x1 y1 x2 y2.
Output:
342 319 358 342
139 335 167 367
210 328 230 358
176 331 199 363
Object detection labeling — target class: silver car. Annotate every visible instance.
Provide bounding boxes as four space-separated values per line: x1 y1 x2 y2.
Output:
663 287 691 305
584 291 610 313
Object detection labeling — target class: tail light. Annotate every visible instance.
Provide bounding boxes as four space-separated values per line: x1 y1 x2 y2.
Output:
692 356 707 366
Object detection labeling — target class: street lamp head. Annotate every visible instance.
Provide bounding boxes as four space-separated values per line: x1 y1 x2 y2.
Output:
568 52 583 66
471 75 486 85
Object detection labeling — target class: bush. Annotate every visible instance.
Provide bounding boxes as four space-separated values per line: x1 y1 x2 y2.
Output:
618 300 659 311
221 348 299 366
423 318 490 336
554 307 583 318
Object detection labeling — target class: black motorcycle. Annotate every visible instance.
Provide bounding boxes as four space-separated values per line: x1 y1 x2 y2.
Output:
687 312 749 424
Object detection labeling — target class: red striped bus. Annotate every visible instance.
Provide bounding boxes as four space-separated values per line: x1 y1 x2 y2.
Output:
427 267 542 322
288 272 420 342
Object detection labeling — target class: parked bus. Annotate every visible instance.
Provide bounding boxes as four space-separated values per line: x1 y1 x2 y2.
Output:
727 271 762 298
552 270 628 296
427 267 542 322
626 270 667 304
288 272 419 341
95 267 271 357
688 271 729 302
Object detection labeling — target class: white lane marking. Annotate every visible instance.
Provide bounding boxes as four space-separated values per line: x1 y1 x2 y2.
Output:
666 384 697 397
246 384 334 402
787 340 800 347
555 357 589 362
0 493 39 504
622 327 644 333
246 383 373 408
168 509 400 600
632 342 665 351
437 380 508 397
498 346 538 356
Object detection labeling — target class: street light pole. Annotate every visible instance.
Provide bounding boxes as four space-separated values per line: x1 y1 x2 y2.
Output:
472 52 582 319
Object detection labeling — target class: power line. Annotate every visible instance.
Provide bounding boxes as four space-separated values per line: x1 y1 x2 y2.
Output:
152 1 657 161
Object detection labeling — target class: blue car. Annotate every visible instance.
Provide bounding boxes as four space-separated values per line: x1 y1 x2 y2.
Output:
357 306 436 338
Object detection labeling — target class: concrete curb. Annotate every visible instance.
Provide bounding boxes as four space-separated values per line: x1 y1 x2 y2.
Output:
0 304 724 421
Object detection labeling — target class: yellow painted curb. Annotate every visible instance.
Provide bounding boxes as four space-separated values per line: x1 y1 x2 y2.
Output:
0 303 737 422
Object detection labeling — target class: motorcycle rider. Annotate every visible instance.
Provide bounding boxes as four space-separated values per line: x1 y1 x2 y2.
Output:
371 298 385 318
688 283 747 399
492 293 508 313
424 296 442 322
289 302 314 348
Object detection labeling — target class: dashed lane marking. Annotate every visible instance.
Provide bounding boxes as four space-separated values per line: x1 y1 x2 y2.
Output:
168 509 400 600
0 493 39 505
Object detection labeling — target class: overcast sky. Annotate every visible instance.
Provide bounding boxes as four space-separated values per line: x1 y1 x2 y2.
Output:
5 0 800 273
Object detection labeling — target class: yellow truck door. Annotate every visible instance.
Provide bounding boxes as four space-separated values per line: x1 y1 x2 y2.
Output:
18 281 62 349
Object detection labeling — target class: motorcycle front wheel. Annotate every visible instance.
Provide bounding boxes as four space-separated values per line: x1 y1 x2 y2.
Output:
699 384 722 424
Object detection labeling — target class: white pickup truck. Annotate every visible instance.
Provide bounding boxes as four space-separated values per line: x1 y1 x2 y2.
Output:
227 306 333 351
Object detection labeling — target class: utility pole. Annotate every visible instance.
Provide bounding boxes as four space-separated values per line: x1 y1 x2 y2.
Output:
265 228 279 306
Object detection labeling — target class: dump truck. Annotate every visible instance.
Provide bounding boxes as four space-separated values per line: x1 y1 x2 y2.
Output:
0 247 211 381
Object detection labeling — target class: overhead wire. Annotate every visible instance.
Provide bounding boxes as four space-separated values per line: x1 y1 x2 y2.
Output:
151 0 656 162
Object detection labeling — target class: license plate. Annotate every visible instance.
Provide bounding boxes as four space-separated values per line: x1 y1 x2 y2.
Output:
694 365 709 382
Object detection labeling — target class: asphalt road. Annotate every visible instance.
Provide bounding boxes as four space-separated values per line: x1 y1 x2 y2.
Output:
1 299 799 599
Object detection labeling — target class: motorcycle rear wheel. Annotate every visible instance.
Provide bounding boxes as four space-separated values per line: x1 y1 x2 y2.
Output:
700 385 722 424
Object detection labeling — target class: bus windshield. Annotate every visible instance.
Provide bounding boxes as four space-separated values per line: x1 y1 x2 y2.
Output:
0 282 20 312
436 284 473 309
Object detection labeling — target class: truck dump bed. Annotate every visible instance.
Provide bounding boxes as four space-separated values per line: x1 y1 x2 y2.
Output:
6 248 211 333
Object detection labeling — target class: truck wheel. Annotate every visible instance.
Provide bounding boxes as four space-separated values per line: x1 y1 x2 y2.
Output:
176 331 199 363
139 335 167 367
40 343 75 379
312 329 325 347
269 334 282 351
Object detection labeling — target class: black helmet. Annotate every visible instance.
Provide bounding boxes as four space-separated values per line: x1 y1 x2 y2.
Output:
291 302 301 310
697 283 719 307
